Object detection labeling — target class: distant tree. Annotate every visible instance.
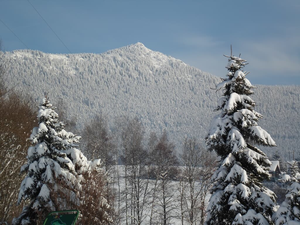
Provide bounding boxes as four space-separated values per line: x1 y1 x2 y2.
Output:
273 150 281 161
13 97 84 224
55 98 78 134
205 52 277 224
287 160 299 181
178 137 217 225
273 182 300 224
149 130 178 225
147 131 159 225
81 114 115 170
77 164 114 224
120 117 149 225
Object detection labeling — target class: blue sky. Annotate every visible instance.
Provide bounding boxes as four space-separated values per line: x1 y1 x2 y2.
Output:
0 0 299 85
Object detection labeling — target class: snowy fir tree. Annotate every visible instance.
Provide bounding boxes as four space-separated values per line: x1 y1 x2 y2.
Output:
13 97 88 225
273 182 300 224
288 161 300 181
205 53 277 225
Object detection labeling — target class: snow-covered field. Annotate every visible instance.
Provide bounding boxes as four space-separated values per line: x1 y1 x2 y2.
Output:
109 165 210 225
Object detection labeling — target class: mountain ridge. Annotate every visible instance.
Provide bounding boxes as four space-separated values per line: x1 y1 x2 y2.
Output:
0 43 299 160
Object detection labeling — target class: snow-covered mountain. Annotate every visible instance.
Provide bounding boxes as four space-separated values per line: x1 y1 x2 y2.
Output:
0 43 299 159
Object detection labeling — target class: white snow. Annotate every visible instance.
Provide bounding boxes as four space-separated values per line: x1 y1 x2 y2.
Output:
244 78 253 88
280 174 291 182
227 60 240 69
38 122 48 133
38 184 50 200
27 146 35 158
48 54 68 61
226 93 254 113
28 161 38 173
242 209 268 225
38 157 46 170
250 126 276 146
66 148 89 173
233 70 245 80
43 165 54 183
222 153 236 166
216 79 231 91
36 142 46 156
225 164 249 184
24 177 34 190
270 161 280 172
228 127 247 151
233 109 260 127
236 183 251 198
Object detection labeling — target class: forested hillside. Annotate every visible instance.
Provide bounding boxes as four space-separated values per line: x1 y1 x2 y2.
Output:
0 43 299 159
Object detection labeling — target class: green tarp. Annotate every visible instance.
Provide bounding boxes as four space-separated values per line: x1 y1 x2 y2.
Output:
43 210 79 225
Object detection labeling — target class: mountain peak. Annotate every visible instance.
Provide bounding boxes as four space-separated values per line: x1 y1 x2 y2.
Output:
133 42 145 47
108 42 178 69
122 42 151 53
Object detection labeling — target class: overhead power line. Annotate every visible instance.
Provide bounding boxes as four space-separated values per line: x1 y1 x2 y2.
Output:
0 18 29 49
27 0 71 53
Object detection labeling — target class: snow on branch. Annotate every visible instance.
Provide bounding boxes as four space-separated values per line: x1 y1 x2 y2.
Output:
228 127 247 152
224 164 249 184
226 93 255 113
233 109 262 128
249 126 276 146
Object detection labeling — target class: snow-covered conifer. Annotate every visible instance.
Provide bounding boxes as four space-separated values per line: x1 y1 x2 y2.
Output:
288 161 300 181
205 53 277 225
273 182 300 224
13 97 85 225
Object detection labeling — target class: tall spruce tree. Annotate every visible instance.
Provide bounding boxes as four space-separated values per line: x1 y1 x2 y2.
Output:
205 53 277 225
13 97 86 225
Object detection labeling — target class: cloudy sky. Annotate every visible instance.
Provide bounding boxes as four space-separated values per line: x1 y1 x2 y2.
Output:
0 0 299 85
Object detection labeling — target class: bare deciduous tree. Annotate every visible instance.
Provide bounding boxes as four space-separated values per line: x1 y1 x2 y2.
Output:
0 92 36 223
0 40 37 224
78 169 114 224
178 138 217 225
81 114 115 171
120 117 150 225
149 130 179 225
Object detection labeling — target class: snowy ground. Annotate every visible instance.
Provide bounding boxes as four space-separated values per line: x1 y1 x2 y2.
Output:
109 165 210 225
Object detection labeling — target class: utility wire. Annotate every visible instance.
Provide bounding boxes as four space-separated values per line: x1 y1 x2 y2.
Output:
0 18 29 49
27 0 71 53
